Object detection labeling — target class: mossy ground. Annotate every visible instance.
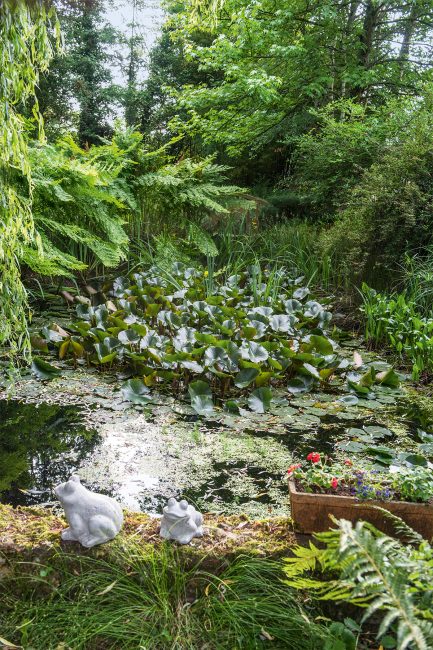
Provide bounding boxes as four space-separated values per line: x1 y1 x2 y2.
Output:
0 504 296 567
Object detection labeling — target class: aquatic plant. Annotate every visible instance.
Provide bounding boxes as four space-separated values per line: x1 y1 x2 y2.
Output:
360 284 433 380
36 263 399 414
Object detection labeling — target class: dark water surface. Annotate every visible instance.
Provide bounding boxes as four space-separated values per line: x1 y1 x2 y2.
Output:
0 400 100 507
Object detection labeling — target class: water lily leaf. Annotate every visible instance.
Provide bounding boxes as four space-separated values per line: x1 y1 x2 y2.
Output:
180 360 204 374
348 380 370 395
287 377 312 394
241 325 257 340
303 301 323 318
121 378 152 404
195 332 219 346
284 299 302 313
204 346 227 367
375 368 400 388
359 367 375 387
338 395 359 406
30 334 49 353
269 314 294 333
118 329 141 345
31 357 61 380
319 368 334 381
365 446 395 463
293 287 310 300
76 304 94 321
234 368 260 388
255 371 274 387
145 303 160 318
404 454 428 467
224 399 240 414
240 341 269 363
248 387 273 413
303 363 321 379
94 337 120 364
347 427 367 438
188 380 214 416
336 440 366 453
364 425 392 438
310 335 333 355
94 305 109 328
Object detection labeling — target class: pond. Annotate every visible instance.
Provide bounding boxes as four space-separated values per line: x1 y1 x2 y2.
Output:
0 360 429 519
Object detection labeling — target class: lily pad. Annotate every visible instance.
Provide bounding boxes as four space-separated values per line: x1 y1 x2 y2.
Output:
121 378 152 404
248 387 273 413
31 357 61 380
188 380 214 416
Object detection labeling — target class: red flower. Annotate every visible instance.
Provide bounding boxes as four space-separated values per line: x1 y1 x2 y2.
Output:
287 463 301 475
331 477 338 489
306 452 320 464
344 459 353 466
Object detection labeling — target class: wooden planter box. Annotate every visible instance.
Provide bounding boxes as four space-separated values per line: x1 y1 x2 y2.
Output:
289 479 433 540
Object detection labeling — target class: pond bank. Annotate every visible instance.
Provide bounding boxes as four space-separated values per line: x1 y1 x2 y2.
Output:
0 504 296 566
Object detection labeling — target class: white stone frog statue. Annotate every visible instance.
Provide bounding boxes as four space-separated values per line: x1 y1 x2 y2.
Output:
55 475 123 548
159 497 203 544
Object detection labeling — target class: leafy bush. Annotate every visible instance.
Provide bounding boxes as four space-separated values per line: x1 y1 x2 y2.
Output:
284 518 433 650
361 284 433 379
37 262 357 414
320 93 433 284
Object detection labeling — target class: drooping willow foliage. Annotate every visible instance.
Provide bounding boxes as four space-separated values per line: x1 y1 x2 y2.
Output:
0 0 59 359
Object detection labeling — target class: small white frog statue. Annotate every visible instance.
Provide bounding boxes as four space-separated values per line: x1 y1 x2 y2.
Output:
159 497 203 545
55 475 123 548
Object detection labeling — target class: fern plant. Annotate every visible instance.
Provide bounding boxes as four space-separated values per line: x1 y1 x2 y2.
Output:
283 518 433 650
133 151 253 241
22 135 136 277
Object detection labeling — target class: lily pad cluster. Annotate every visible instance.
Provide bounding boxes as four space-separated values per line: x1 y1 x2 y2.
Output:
35 263 396 415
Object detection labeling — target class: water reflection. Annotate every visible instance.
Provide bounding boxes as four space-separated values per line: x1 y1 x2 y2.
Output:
0 400 100 506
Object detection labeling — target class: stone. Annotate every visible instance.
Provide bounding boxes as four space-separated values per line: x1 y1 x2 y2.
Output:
55 475 123 548
159 497 203 544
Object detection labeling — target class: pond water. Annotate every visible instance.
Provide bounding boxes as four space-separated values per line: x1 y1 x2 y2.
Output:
0 361 429 518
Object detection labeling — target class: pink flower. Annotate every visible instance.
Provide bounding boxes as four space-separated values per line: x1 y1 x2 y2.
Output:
287 463 301 475
344 459 353 466
306 452 321 464
331 477 338 489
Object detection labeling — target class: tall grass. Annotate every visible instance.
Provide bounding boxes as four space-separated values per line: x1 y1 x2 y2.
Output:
1 544 332 649
215 220 347 292
127 219 348 295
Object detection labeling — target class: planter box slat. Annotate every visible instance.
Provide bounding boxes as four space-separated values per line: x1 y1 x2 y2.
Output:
289 480 433 539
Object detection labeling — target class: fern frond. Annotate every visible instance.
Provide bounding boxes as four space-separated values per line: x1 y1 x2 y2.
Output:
283 518 433 650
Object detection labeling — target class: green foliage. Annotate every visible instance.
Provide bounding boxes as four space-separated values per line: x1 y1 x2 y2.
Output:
23 135 135 275
38 262 352 414
0 0 59 358
397 467 433 503
168 1 433 158
289 100 398 218
284 518 433 650
321 90 433 283
133 153 253 241
1 547 332 649
37 0 118 144
361 284 433 379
